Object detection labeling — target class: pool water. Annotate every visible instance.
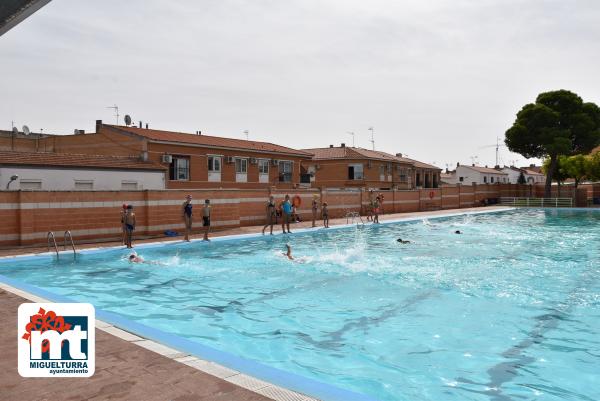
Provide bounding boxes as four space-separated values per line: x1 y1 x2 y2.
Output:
1 209 599 401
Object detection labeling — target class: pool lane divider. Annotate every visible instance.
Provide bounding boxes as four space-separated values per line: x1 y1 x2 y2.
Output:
0 274 378 401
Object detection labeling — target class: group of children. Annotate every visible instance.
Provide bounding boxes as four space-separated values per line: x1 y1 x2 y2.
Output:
121 194 212 248
262 194 330 235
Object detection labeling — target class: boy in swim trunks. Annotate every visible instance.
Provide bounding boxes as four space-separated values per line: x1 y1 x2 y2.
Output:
124 205 136 248
202 199 211 241
373 196 380 224
322 202 329 228
181 194 193 242
281 195 292 234
120 203 127 245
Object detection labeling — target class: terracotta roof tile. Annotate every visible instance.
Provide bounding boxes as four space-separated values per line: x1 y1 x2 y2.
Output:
302 147 441 170
110 125 311 157
0 151 166 171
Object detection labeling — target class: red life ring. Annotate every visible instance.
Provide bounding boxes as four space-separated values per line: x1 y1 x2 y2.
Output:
292 195 302 207
429 191 435 199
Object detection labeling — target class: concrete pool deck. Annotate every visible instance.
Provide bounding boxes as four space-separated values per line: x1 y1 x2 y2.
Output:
0 206 510 401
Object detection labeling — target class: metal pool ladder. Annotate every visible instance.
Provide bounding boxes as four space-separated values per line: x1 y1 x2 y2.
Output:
47 232 59 258
345 211 364 225
64 230 76 257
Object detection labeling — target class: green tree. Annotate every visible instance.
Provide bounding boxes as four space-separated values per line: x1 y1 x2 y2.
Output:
560 154 589 187
517 171 526 184
587 151 600 181
505 90 600 197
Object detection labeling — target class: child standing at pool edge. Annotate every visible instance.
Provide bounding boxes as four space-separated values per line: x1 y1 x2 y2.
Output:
124 205 136 248
262 195 276 235
181 194 193 242
322 201 329 228
202 199 211 241
281 195 292 234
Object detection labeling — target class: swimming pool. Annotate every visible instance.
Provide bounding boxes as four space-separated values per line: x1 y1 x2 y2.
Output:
1 208 599 401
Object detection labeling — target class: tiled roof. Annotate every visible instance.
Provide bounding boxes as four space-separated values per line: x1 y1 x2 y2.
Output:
110 125 311 157
460 165 507 174
0 151 166 171
523 169 544 176
302 146 441 170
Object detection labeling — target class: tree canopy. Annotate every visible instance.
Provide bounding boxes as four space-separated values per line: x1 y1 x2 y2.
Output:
505 90 600 196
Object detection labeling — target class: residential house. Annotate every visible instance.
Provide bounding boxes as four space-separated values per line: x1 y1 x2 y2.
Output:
301 144 441 189
0 151 166 190
443 164 508 185
35 121 312 189
502 166 545 184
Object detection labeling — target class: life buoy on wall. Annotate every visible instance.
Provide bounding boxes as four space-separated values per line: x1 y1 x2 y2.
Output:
292 195 302 207
429 191 435 199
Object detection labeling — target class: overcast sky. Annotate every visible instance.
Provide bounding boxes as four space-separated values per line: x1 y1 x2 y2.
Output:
1 0 599 168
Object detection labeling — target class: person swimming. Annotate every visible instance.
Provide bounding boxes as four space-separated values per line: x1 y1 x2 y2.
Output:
128 254 144 263
455 230 462 234
283 244 294 260
397 238 411 244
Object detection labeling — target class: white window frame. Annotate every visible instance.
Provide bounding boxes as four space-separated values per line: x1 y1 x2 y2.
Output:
74 180 94 190
170 156 190 181
207 154 222 182
348 163 364 180
258 159 270 183
235 157 248 182
121 181 138 190
20 179 42 190
278 160 293 183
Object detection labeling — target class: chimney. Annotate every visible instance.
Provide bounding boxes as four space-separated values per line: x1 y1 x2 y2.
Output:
396 153 402 157
329 144 334 148
139 121 142 128
485 165 488 168
95 120 102 133
456 162 459 167
341 143 345 148
472 163 475 167
494 165 500 169
530 163 535 168
145 123 149 129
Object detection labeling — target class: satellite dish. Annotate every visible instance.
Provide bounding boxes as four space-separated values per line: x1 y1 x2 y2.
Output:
12 127 19 135
124 115 132 126
22 125 30 135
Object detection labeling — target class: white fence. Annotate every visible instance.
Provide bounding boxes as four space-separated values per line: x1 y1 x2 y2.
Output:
499 197 573 208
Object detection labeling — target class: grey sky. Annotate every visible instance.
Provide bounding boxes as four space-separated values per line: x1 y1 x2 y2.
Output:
2 0 599 169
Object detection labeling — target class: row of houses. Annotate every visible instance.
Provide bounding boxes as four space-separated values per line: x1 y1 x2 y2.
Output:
442 164 545 185
0 120 441 191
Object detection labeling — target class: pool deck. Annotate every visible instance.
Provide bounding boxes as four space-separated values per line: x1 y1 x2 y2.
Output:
0 206 510 401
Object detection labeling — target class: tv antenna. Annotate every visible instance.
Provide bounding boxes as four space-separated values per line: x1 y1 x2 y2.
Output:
346 132 355 147
11 127 18 135
470 155 479 165
243 130 249 140
22 125 30 135
368 127 375 150
124 114 132 126
479 137 506 166
106 104 119 125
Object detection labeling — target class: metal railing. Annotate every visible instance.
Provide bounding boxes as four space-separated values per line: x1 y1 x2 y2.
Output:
346 211 364 225
47 232 59 257
64 230 76 257
499 197 573 208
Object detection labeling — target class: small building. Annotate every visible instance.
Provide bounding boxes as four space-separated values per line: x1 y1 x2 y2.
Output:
34 121 312 189
0 151 166 190
301 144 441 189
443 164 508 185
501 166 545 184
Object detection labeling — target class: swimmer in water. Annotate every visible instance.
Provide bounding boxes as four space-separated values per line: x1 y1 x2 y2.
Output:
129 254 144 263
455 230 462 234
283 244 294 260
396 238 411 244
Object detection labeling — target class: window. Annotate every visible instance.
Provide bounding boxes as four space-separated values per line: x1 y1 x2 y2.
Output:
258 159 269 174
74 180 93 190
459 176 464 182
208 155 221 172
483 176 487 183
491 176 494 183
20 179 42 190
399 168 408 183
169 156 190 180
278 160 293 183
348 163 364 180
235 158 248 173
121 181 138 190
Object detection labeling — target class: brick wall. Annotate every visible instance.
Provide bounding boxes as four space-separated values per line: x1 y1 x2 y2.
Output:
0 183 570 248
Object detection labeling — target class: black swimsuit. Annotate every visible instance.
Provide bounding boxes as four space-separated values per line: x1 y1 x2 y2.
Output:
184 203 193 217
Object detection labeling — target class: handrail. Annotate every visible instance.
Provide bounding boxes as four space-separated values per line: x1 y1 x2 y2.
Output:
47 232 59 258
64 230 76 257
498 197 573 208
345 211 364 225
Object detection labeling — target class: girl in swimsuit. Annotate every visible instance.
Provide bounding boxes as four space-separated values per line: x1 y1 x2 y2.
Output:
182 195 193 242
262 195 276 235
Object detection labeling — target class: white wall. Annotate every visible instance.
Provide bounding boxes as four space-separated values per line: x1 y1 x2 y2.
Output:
0 166 165 190
446 166 508 185
501 168 521 183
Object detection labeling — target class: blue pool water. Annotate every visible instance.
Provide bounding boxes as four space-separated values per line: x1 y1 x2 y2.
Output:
1 209 599 401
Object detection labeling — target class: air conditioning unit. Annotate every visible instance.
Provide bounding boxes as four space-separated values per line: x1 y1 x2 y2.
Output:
161 154 173 164
226 156 235 164
250 158 258 165
271 159 279 166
